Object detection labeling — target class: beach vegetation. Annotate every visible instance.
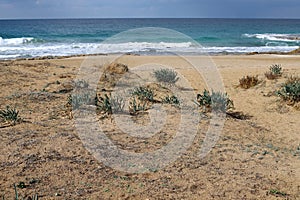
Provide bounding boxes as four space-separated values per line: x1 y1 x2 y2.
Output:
195 89 234 113
96 94 125 114
269 189 287 196
67 91 96 110
277 76 300 105
128 98 149 115
162 95 180 106
239 75 259 89
131 86 154 102
154 68 179 84
0 106 20 124
265 64 282 80
128 86 155 115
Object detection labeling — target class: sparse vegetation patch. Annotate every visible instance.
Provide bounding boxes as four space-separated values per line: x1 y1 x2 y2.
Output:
154 68 179 84
0 106 21 124
265 64 282 80
239 75 259 89
195 89 234 113
277 75 300 106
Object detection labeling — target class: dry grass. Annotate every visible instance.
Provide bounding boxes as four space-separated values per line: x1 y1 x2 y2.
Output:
239 75 259 89
265 64 282 80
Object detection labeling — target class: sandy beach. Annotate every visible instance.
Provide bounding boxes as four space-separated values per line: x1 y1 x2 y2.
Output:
0 54 299 199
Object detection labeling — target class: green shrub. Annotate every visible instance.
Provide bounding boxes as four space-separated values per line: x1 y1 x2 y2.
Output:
128 98 148 115
162 95 180 106
131 86 154 102
96 94 125 114
0 106 20 124
67 91 96 110
277 76 300 104
195 89 234 113
270 64 282 75
154 69 179 84
269 189 287 196
265 64 282 80
239 75 259 89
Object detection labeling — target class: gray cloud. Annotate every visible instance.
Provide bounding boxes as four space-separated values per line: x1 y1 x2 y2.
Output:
0 0 299 19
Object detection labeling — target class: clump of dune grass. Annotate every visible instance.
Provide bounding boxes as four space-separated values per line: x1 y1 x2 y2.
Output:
131 86 154 102
67 91 96 110
96 94 125 114
239 75 259 89
265 64 282 80
0 106 21 124
195 89 234 113
154 68 179 84
128 86 155 115
277 75 300 106
128 98 149 115
268 189 287 197
162 95 180 106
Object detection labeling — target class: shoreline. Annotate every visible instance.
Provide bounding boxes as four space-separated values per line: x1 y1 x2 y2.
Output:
1 47 300 62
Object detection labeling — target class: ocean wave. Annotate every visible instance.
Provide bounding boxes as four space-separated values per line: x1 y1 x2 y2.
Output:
0 41 299 59
0 37 36 46
201 46 299 53
243 33 300 42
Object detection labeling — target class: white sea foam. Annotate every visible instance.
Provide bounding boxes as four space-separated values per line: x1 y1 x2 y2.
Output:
0 37 35 46
0 40 299 59
243 33 300 42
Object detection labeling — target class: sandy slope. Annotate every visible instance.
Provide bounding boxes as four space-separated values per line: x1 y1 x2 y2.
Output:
0 55 299 199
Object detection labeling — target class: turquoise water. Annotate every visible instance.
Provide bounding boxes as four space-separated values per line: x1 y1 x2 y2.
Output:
0 18 300 59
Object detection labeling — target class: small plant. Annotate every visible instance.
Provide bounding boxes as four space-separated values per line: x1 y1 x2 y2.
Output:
10 183 39 200
265 64 282 80
269 189 287 196
74 79 89 89
195 89 234 113
154 69 179 84
131 86 154 102
16 182 26 189
162 95 180 106
270 64 282 75
96 94 125 114
128 98 148 115
239 75 259 89
277 76 300 105
0 106 20 124
67 91 96 110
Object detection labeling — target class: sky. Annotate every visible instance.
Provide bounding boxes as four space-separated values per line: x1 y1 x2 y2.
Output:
0 0 300 19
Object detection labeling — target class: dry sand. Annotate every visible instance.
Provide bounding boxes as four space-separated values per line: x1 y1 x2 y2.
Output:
0 54 299 199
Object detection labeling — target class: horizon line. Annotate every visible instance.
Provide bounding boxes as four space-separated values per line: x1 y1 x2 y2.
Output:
1 17 300 20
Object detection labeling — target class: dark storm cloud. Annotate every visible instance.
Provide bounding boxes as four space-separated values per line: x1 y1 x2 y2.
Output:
0 0 300 19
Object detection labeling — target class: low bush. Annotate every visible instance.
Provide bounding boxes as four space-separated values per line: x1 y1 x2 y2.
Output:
239 75 259 89
195 89 234 113
96 94 125 114
162 95 180 106
131 86 154 102
265 64 282 80
0 106 20 124
67 91 96 110
154 69 179 84
277 76 300 105
128 98 149 115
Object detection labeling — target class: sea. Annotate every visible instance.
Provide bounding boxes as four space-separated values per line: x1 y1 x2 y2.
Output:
1 18 300 59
